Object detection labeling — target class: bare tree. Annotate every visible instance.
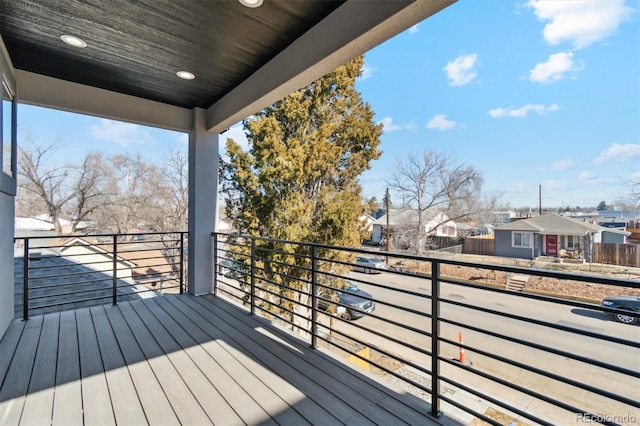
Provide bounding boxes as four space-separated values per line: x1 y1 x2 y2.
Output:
153 147 188 232
154 148 189 276
17 143 74 233
69 152 109 232
387 150 486 253
617 175 640 209
98 154 165 235
16 142 188 240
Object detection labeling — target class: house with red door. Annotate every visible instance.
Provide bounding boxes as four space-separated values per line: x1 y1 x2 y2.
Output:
493 213 629 261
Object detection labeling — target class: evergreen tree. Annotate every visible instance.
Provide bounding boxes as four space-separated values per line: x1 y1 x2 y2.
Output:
221 55 382 326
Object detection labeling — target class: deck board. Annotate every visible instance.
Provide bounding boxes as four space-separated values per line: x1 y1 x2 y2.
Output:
206 296 436 425
0 320 25 390
0 315 43 424
52 310 83 426
157 296 313 426
172 295 340 426
129 300 219 425
76 307 116 425
117 301 214 425
102 304 180 426
90 305 148 425
20 313 59 426
197 295 402 425
145 297 276 425
0 293 446 426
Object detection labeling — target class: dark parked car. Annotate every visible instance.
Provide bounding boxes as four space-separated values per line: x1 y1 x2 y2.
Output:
601 296 640 324
318 281 375 321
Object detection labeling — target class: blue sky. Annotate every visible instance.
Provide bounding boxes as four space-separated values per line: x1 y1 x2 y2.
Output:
18 0 639 209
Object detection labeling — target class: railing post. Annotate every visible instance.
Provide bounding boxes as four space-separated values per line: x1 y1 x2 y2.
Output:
431 259 442 418
22 238 29 321
212 232 218 296
310 245 318 349
180 232 185 294
112 235 118 305
250 238 256 315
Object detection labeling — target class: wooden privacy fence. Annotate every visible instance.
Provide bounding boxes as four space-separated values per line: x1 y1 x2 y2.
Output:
463 237 494 256
594 243 639 267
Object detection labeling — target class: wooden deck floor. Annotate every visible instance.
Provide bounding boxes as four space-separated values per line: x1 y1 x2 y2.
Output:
0 293 449 425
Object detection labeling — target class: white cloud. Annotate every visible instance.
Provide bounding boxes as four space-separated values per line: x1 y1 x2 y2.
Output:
408 24 419 34
593 143 640 164
426 114 457 131
551 159 574 171
529 51 584 84
578 170 598 182
526 0 634 49
541 179 565 190
89 119 156 146
177 133 188 145
379 117 417 133
488 103 559 118
444 53 478 86
223 123 250 151
359 63 376 80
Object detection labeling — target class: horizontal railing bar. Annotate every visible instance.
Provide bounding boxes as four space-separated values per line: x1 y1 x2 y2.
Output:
440 317 639 376
213 231 637 426
439 337 639 407
27 287 113 301
21 268 117 281
25 260 177 279
439 364 610 425
15 231 186 241
314 333 436 395
437 380 554 426
440 297 640 350
26 258 127 270
25 281 168 301
28 294 112 309
25 276 113 291
440 276 616 309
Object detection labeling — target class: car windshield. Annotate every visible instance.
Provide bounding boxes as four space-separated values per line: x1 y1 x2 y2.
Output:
344 282 359 293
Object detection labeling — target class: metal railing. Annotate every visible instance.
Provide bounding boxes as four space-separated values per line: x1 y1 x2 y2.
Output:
213 232 639 426
14 231 187 319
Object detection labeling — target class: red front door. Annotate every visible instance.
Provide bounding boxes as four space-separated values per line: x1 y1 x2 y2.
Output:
546 235 558 256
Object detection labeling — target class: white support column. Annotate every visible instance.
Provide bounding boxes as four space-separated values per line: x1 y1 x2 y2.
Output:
188 108 219 295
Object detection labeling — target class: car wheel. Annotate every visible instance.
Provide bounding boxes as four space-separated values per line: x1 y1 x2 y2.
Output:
340 311 352 321
614 313 638 324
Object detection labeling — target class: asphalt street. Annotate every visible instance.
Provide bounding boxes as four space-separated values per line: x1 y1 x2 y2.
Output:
333 270 640 425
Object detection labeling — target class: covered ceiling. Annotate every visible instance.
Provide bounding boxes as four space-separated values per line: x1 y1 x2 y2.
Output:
0 0 456 132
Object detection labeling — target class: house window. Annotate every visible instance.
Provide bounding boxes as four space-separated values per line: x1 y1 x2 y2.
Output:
566 235 580 249
513 232 532 248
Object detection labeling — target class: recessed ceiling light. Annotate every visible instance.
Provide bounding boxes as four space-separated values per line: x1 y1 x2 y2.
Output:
60 34 87 48
176 71 196 80
239 0 263 8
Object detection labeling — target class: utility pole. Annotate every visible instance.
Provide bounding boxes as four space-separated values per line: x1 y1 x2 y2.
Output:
386 187 390 254
539 184 542 216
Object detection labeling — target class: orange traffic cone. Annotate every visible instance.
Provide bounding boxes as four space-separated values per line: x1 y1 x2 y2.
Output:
458 331 466 364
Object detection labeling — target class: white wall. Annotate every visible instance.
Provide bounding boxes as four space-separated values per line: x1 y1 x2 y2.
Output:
0 191 14 336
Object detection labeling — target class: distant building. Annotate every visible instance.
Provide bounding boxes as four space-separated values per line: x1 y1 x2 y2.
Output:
371 209 456 244
493 213 629 261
